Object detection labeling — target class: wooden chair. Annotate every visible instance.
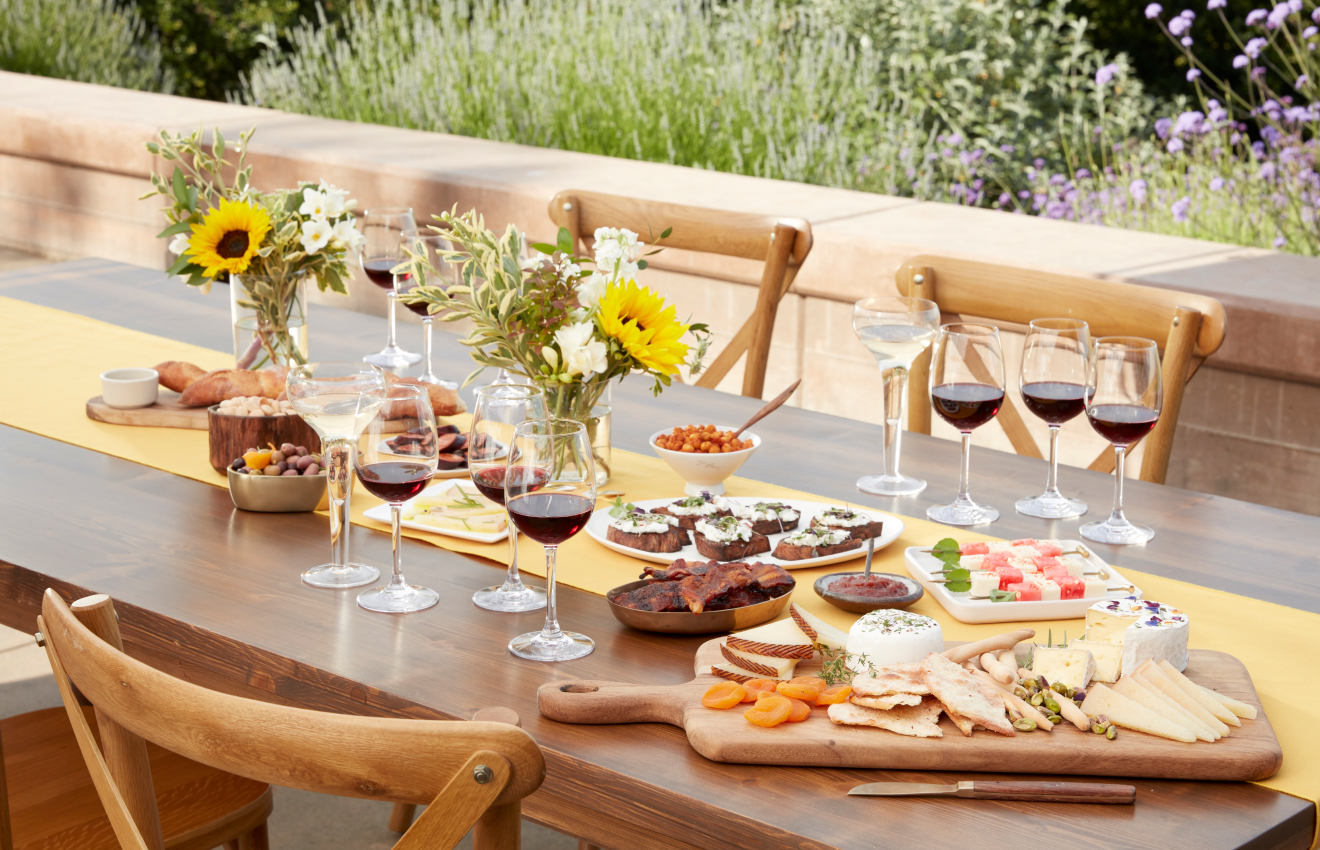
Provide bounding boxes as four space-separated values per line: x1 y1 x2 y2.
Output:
897 256 1227 484
548 190 813 399
37 590 546 850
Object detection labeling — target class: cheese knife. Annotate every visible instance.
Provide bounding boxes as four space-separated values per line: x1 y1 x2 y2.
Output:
848 780 1136 804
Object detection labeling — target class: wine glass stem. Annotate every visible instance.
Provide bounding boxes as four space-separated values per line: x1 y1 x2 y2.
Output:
957 432 973 504
881 366 908 479
1110 445 1129 525
386 281 400 349
502 509 526 592
540 545 563 641
389 504 407 589
422 318 435 378
1044 425 1062 497
325 439 354 570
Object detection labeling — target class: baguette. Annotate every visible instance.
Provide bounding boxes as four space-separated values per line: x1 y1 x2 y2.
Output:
607 524 690 553
384 376 465 418
178 367 286 406
153 360 207 392
695 532 771 562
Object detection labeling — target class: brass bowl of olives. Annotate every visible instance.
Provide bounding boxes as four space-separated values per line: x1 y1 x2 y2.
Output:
227 466 328 513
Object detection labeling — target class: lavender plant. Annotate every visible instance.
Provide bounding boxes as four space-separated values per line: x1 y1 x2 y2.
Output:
0 0 173 91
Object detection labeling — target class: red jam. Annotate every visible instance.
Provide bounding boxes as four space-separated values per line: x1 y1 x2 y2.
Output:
829 575 907 598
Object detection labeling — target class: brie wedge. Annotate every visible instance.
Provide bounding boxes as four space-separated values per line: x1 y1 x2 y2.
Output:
1085 597 1189 675
1068 639 1122 683
1030 646 1096 690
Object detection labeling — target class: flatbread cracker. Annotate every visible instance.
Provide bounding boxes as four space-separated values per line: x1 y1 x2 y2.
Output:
921 652 1015 737
946 711 976 737
850 663 930 697
850 693 923 710
828 696 944 738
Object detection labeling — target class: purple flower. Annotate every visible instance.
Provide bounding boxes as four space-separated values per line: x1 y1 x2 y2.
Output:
1297 74 1310 88
1305 25 1318 36
1049 173 1068 185
1267 4 1293 27
1259 162 1278 180
1077 168 1093 178
1246 8 1267 25
1234 54 1250 68
1187 68 1202 81
1314 6 1320 21
1274 236 1287 247
1155 117 1174 138
1253 66 1268 77
1182 36 1194 45
1129 178 1149 200
1245 36 1268 57
1146 2 1163 17
1168 138 1186 152
999 144 1016 153
1171 196 1191 222
1095 63 1120 85
1289 0 1303 13
1018 190 1031 199
1174 110 1205 135
1208 0 1226 7
1210 176 1225 190
997 192 1011 205
1034 157 1046 168
947 132 964 145
1209 106 1228 122
1170 16 1191 34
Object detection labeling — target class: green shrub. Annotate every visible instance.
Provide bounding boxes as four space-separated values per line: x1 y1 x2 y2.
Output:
0 0 172 91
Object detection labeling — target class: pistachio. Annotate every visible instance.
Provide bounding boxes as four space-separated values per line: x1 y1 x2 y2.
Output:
1030 692 1045 707
1051 682 1068 694
1013 718 1037 732
1047 714 1063 725
1106 725 1118 740
1091 722 1107 734
1043 697 1061 714
1064 686 1076 699
1096 713 1110 727
1013 685 1029 700
1021 678 1039 691
1037 675 1051 690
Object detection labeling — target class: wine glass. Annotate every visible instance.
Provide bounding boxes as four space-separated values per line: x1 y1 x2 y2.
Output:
1016 318 1092 519
399 230 458 389
505 419 596 662
1082 337 1163 545
469 384 549 612
287 361 388 588
354 384 441 612
852 296 940 496
926 323 1005 526
359 207 421 369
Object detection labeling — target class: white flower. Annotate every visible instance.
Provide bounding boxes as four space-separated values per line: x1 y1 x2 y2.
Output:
554 321 608 378
558 261 582 282
592 226 641 281
317 181 356 218
300 219 333 254
299 188 328 220
169 233 191 256
521 250 551 271
576 271 609 308
331 218 365 252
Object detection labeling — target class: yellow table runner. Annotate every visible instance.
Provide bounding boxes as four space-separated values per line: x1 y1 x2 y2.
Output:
1 296 1315 840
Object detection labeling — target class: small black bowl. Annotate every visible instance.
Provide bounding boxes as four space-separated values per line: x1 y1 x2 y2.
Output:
813 572 923 614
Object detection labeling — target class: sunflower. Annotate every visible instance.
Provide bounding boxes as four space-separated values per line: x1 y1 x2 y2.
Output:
187 198 272 278
597 280 690 375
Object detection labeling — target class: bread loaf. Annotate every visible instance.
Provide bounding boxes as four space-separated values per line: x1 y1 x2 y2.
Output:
383 376 465 419
154 361 207 392
178 366 288 407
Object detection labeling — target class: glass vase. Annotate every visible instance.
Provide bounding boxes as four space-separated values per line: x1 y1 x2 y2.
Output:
539 377 612 486
230 272 310 370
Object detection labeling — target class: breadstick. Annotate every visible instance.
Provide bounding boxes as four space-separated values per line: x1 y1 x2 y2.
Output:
981 652 1015 685
943 629 1036 665
971 669 1052 731
1046 687 1091 732
1018 667 1033 681
997 649 1019 669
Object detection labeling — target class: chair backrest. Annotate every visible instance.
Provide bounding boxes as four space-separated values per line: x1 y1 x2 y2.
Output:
548 189 813 399
896 255 1227 484
38 590 545 850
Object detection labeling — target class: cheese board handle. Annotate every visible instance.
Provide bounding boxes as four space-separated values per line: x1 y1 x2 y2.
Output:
958 781 1136 804
537 680 690 728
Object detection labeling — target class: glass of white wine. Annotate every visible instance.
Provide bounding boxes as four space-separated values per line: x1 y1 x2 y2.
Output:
287 361 388 588
852 296 940 496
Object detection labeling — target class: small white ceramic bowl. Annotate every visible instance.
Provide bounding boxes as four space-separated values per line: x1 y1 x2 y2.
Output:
100 368 159 409
648 426 760 496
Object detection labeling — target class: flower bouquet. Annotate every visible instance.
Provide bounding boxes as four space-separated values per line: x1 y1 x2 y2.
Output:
142 127 364 369
402 209 711 482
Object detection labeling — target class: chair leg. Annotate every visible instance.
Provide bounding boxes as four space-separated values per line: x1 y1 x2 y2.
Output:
473 802 520 850
238 822 269 850
577 841 600 850
388 802 417 833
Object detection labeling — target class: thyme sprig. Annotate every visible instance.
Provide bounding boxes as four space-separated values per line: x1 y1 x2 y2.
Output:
817 645 879 686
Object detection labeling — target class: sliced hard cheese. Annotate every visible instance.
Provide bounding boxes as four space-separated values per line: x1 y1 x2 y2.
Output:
1069 639 1122 683
1085 597 1189 676
711 661 794 683
1157 660 1240 727
1079 683 1197 743
1112 676 1214 743
1199 685 1258 720
789 603 849 652
405 512 507 533
1137 662 1230 737
720 643 799 678
726 618 814 659
1029 646 1096 690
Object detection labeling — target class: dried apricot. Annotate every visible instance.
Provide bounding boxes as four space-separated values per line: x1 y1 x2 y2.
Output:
741 679 780 701
784 698 812 722
744 694 793 727
815 685 853 706
790 676 828 690
776 681 823 701
702 681 746 709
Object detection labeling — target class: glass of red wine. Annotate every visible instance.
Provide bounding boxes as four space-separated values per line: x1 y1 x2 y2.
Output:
505 419 596 662
1016 318 1092 519
354 384 440 613
399 230 459 389
469 384 549 612
1082 337 1162 545
926 323 1005 526
359 207 421 369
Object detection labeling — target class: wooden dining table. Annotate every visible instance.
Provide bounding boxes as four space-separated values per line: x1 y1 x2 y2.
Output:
1 258 1316 850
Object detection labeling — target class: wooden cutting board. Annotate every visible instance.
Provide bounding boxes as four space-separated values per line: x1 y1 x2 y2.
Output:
537 638 1282 782
86 392 207 429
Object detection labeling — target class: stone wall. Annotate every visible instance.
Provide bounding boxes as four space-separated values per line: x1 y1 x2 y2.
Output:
3 72 1318 515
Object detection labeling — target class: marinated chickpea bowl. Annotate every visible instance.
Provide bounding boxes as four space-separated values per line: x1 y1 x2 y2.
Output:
649 425 760 496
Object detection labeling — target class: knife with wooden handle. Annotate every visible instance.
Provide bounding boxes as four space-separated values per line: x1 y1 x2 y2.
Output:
848 780 1136 803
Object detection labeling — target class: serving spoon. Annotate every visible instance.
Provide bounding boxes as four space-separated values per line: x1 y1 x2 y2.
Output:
733 379 801 440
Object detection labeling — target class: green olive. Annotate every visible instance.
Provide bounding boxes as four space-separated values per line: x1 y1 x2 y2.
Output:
1013 718 1037 732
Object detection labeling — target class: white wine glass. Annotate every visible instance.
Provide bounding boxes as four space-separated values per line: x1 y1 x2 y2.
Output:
399 230 458 389
852 296 940 496
1082 337 1162 545
506 419 596 662
287 361 388 588
359 207 420 369
1016 318 1091 519
926 324 1005 527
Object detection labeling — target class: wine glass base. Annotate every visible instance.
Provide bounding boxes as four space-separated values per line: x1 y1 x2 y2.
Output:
364 347 422 368
357 583 440 613
302 563 379 589
473 584 547 612
418 373 458 389
1016 494 1088 519
509 630 594 662
927 501 999 527
1080 519 1154 545
857 474 927 496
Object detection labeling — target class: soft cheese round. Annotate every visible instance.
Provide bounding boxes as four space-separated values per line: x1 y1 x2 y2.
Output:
1088 597 1189 673
845 610 944 672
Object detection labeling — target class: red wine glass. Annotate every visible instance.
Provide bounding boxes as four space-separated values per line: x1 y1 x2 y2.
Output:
926 323 1005 526
1016 318 1091 519
399 230 458 389
1082 337 1162 545
359 207 421 369
354 384 440 612
469 384 549 612
505 419 596 662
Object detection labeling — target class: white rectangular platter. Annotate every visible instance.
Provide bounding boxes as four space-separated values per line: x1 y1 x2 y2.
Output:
905 540 1142 623
586 498 905 570
362 481 508 544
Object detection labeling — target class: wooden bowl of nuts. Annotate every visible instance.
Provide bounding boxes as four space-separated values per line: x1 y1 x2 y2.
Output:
207 396 321 474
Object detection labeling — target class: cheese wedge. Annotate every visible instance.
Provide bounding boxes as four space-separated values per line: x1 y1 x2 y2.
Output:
711 661 795 683
1199 684 1258 720
1079 683 1196 743
405 512 507 534
720 643 799 678
1136 662 1229 737
725 618 814 659
1030 646 1095 690
1156 661 1240 727
412 484 501 510
1112 676 1214 742
789 603 849 652
1069 639 1122 683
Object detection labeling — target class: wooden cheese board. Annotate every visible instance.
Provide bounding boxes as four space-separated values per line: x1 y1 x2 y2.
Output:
537 638 1282 782
87 392 207 429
